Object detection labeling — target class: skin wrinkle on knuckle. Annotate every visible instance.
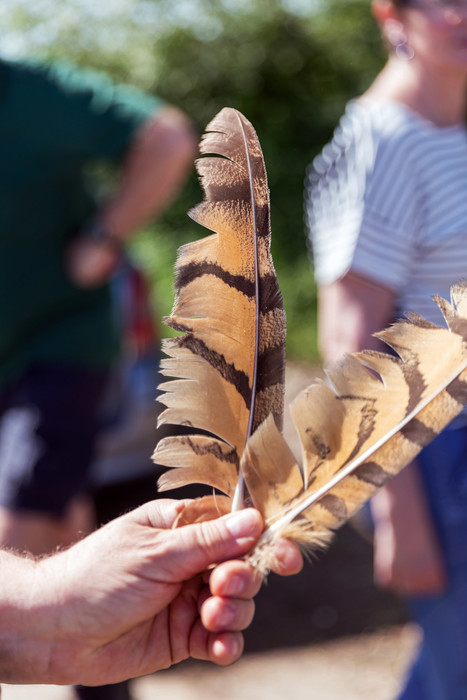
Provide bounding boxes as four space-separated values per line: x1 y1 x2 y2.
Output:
147 529 188 573
196 520 226 557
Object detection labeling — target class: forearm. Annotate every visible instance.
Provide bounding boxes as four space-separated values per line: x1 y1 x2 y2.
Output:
0 550 53 683
318 271 396 364
67 106 197 287
97 106 197 242
370 459 447 593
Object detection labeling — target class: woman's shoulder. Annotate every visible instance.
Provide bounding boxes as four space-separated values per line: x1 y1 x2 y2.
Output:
311 98 429 185
343 98 423 147
346 98 466 148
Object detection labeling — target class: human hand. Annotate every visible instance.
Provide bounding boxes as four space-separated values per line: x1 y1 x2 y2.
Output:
371 465 447 596
66 234 121 288
25 500 301 686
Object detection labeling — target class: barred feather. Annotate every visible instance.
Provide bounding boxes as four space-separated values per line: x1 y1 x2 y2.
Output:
243 288 467 563
153 107 467 572
153 107 286 515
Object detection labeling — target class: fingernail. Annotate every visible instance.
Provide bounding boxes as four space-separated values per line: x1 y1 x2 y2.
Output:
222 574 245 597
212 634 241 661
225 509 260 542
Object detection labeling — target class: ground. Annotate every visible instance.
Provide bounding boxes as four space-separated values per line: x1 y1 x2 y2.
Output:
2 363 420 700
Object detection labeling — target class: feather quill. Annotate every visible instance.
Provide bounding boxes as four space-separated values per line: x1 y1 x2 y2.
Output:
153 107 467 573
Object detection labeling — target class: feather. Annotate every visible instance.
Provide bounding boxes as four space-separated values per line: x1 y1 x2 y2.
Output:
153 107 467 573
242 294 467 570
153 107 286 518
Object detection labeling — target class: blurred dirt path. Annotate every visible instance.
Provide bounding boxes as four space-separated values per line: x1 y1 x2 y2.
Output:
2 624 420 700
132 624 420 700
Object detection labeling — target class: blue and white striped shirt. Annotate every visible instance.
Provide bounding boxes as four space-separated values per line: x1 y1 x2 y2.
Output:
305 98 467 326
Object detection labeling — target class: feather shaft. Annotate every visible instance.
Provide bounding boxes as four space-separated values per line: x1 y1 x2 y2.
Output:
231 111 260 511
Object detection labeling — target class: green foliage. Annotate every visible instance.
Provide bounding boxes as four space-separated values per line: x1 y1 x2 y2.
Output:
151 0 384 265
279 257 318 362
3 0 386 361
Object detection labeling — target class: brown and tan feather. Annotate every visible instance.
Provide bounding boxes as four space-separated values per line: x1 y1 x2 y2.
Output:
153 107 467 573
242 284 467 566
153 107 286 512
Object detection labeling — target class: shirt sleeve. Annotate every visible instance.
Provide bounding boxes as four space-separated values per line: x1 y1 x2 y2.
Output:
305 102 422 291
16 61 164 161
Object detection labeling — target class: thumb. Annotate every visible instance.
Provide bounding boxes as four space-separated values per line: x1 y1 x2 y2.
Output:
159 509 263 581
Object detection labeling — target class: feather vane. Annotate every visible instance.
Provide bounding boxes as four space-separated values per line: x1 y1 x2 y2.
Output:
243 297 467 556
153 107 467 572
153 107 286 516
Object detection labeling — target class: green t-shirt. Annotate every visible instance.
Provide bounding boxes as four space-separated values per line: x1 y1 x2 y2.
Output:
0 59 162 388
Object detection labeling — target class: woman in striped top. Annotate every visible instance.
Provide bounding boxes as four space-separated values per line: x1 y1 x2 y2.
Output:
306 2 467 698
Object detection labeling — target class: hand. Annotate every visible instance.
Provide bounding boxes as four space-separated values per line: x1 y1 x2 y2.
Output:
23 500 301 686
66 234 121 288
371 464 447 596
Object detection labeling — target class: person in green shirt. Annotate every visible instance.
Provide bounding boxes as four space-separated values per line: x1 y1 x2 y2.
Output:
0 58 197 700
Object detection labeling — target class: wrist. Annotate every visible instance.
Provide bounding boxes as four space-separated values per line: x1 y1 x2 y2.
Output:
67 219 124 288
81 219 123 253
0 552 56 683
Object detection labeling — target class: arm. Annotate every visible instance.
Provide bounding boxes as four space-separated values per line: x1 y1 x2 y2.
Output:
319 271 447 595
67 105 198 287
0 500 301 685
318 270 396 363
371 466 447 595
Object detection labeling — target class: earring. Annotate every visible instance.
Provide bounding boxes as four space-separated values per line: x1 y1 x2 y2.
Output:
385 19 415 61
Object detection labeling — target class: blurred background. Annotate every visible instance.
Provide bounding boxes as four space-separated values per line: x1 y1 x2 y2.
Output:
1 0 386 361
1 2 415 698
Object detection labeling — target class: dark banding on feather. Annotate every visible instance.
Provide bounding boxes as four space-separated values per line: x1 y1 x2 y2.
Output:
259 274 283 310
177 334 252 408
354 461 391 487
399 349 428 415
319 494 348 523
175 262 283 316
182 436 238 466
256 343 286 393
401 417 437 447
339 399 377 467
165 319 192 335
175 260 256 297
191 175 255 211
446 375 467 406
447 316 467 339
